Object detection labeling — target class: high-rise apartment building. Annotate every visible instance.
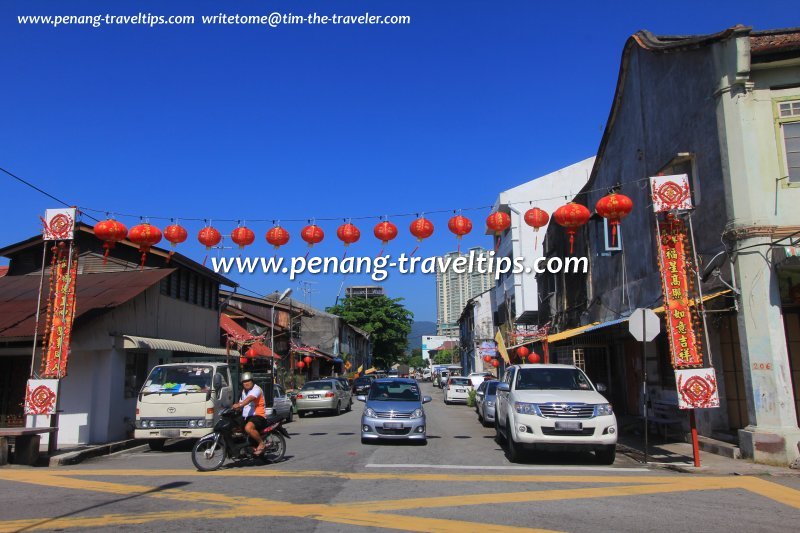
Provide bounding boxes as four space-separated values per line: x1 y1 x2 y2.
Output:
435 246 493 337
345 286 385 299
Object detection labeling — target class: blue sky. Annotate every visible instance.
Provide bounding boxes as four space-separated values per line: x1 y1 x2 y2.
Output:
0 1 792 321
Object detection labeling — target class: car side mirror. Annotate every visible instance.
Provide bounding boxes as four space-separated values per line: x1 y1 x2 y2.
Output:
497 382 510 392
596 383 607 392
422 396 432 404
213 373 223 390
357 395 366 402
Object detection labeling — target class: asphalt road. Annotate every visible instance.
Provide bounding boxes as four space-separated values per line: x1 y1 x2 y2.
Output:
1 382 799 532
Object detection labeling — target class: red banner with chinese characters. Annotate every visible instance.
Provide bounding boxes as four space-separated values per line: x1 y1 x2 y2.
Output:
41 243 78 378
656 218 702 368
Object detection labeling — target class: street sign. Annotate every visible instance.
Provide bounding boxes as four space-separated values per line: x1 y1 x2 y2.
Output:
628 308 660 342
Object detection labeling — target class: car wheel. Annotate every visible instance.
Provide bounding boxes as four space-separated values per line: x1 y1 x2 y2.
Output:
596 445 616 465
494 419 506 444
286 409 293 423
346 399 352 412
336 402 342 415
298 411 306 418
506 422 525 463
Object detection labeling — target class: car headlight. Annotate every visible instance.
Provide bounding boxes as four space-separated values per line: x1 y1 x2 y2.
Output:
138 420 146 428
514 402 541 416
486 401 495 407
197 420 204 427
411 408 423 419
147 420 155 428
189 420 197 428
365 408 376 418
594 404 613 416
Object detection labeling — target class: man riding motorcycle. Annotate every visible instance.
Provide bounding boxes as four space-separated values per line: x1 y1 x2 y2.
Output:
232 372 266 456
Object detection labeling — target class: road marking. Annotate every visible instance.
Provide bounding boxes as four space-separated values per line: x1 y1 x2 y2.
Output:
365 463 651 472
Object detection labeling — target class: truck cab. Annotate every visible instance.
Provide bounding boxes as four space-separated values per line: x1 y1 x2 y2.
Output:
135 362 234 450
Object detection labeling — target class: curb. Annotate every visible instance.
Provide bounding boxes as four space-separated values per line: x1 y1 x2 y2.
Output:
49 439 142 466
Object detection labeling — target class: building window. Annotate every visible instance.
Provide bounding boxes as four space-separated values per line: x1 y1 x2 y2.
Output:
777 98 800 185
124 351 149 399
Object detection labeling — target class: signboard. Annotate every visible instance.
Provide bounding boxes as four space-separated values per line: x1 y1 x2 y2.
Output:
656 218 703 368
675 368 720 409
650 174 693 213
24 379 59 415
42 208 76 241
628 308 660 342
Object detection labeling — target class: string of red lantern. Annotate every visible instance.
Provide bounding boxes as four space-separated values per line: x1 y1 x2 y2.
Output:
595 193 633 247
374 220 398 255
164 223 188 263
553 202 591 254
337 222 360 257
128 222 162 268
523 207 549 251
448 214 472 253
93 218 128 265
230 225 255 249
409 216 434 256
266 226 290 249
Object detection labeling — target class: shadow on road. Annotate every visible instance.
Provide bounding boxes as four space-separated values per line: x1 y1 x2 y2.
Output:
15 481 192 532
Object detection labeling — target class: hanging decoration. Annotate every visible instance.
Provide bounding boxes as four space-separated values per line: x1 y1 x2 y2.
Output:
675 368 719 409
301 224 325 247
656 216 703 368
163 222 188 263
596 193 633 246
198 225 222 250
24 379 59 415
409 216 434 256
516 346 530 360
41 242 78 379
527 353 541 364
266 226 290 249
486 211 511 235
231 225 256 250
373 220 398 247
128 223 163 267
553 202 590 254
483 355 492 363
303 355 313 365
448 214 472 253
245 347 258 358
337 222 361 257
239 356 248 365
93 218 128 265
523 207 549 250
296 360 305 369
491 359 500 368
42 208 76 241
650 174 693 213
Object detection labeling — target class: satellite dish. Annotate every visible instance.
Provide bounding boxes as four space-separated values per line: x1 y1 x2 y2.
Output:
701 251 728 283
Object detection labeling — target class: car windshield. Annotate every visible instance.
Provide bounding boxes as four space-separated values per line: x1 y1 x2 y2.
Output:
515 368 593 391
302 381 334 391
367 382 421 401
486 381 498 395
449 378 471 386
354 378 371 385
142 365 213 393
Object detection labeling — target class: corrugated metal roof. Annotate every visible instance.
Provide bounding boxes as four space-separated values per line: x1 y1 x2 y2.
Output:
0 269 173 338
121 335 236 356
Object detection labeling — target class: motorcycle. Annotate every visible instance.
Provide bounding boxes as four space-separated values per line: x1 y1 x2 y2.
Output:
191 407 290 471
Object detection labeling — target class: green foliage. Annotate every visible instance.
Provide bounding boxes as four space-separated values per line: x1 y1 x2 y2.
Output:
433 348 456 365
467 388 477 407
408 355 425 370
327 295 414 370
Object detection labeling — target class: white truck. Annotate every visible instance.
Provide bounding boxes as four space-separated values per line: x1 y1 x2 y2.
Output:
494 364 617 464
135 362 235 450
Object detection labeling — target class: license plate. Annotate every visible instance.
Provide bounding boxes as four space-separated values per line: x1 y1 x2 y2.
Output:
554 421 582 431
456 389 465 392
308 394 319 399
383 422 402 429
160 429 180 438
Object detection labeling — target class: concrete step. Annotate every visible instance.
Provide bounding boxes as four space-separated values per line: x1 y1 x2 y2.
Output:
697 435 741 459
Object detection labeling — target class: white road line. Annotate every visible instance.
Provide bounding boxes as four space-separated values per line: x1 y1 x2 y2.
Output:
365 463 651 472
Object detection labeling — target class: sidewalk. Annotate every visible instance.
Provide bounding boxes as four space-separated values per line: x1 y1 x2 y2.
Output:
617 431 799 476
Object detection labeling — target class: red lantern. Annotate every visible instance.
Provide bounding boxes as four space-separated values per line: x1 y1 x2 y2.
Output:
198 226 222 250
553 202 591 254
246 347 258 358
486 211 511 235
527 353 541 364
303 356 312 365
409 217 434 241
231 226 255 249
595 193 633 246
266 226 290 249
296 361 305 369
301 224 324 247
337 223 360 246
163 223 188 263
516 346 530 359
93 219 128 264
239 356 248 365
373 221 398 246
448 215 473 238
483 355 492 363
491 359 500 368
524 208 549 231
128 223 162 267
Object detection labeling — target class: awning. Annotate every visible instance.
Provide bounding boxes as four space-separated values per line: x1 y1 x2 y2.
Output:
245 342 279 359
121 335 237 357
547 290 732 344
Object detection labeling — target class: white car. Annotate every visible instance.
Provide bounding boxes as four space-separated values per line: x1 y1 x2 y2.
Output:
494 364 617 464
443 377 472 404
466 372 493 388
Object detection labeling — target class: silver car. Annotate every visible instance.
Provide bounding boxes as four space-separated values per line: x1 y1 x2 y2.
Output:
273 384 293 423
475 379 499 427
358 378 432 444
296 379 352 417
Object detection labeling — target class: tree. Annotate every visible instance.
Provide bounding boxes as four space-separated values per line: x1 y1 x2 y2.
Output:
408 355 425 370
327 295 414 370
433 348 457 365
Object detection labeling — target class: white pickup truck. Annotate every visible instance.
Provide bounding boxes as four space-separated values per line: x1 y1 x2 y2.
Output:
494 364 617 464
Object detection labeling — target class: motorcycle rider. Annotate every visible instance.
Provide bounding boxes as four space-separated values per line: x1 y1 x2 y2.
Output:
232 372 267 456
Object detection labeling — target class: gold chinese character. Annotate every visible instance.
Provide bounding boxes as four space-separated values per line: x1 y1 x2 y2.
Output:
671 288 683 299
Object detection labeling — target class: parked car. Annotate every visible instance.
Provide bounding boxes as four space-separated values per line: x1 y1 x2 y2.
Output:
443 377 472 404
357 378 432 444
475 379 499 426
352 376 373 395
434 370 449 388
296 379 352 417
324 376 351 391
273 384 294 423
494 364 617 464
422 368 432 381
466 372 493 388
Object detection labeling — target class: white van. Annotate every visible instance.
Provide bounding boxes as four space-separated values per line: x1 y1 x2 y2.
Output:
135 362 235 450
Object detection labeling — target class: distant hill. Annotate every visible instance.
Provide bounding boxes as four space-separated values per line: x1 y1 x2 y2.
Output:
408 321 437 351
